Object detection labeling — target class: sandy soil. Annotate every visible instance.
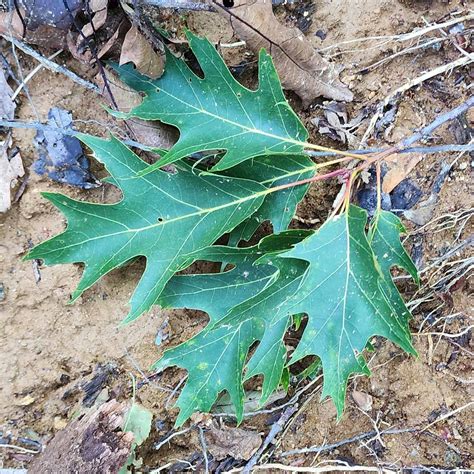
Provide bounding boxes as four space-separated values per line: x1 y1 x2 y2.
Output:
1 0 472 471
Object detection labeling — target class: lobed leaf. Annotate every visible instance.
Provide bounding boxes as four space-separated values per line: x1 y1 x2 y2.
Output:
111 31 309 173
223 154 315 244
160 206 418 424
26 135 267 324
154 231 310 425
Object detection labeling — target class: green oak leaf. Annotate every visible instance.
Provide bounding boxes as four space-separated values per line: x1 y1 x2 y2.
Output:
369 209 419 328
111 31 308 173
154 231 310 426
219 205 417 417
25 135 267 324
223 154 315 245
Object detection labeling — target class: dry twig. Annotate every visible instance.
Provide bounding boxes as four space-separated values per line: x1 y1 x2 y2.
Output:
2 36 101 93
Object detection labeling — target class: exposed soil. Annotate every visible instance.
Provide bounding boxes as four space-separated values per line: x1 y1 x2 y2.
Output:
1 0 472 471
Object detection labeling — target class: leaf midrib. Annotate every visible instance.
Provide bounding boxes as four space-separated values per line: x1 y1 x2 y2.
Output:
40 186 271 255
146 77 305 150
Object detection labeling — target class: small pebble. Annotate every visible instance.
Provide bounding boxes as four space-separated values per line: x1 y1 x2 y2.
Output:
315 29 327 40
53 416 68 431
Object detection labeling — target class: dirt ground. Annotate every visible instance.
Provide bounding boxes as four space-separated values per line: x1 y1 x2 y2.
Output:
1 0 473 471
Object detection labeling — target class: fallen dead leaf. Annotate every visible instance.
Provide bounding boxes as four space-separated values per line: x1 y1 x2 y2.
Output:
120 26 164 79
0 9 24 40
0 1 83 48
312 102 368 146
0 143 25 213
382 153 422 194
213 0 353 106
97 20 128 59
81 8 108 39
206 421 261 461
90 0 108 12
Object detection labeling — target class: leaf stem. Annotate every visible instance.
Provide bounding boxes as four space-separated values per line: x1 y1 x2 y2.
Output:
302 143 369 160
259 156 353 185
263 168 350 196
376 161 382 212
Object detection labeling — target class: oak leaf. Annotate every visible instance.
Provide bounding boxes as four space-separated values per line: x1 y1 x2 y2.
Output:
212 0 353 106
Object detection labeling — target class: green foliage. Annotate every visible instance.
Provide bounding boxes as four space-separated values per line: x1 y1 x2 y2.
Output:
155 231 309 425
224 154 315 244
111 31 308 173
26 135 266 324
119 399 153 473
157 206 417 425
26 32 419 428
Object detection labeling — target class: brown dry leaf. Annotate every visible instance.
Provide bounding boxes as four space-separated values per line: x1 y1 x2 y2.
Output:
97 20 128 59
119 26 165 79
382 153 422 194
0 144 25 214
0 1 82 48
81 8 108 38
90 0 109 12
207 422 261 461
212 0 353 106
0 9 24 39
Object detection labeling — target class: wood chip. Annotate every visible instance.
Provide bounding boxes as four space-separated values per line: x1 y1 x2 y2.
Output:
352 389 373 412
28 400 133 473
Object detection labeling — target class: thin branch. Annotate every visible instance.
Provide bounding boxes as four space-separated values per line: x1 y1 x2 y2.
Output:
11 49 63 101
1 121 473 159
4 5 40 120
414 326 474 339
2 36 101 94
153 426 193 451
134 0 289 11
420 401 474 433
279 427 418 457
399 95 474 148
357 35 449 73
243 405 298 473
318 13 474 53
361 55 473 145
197 426 210 474
0 443 41 454
306 144 474 158
230 463 398 473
